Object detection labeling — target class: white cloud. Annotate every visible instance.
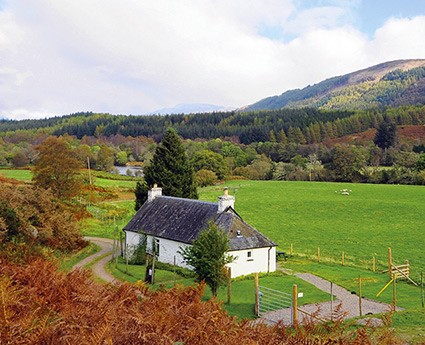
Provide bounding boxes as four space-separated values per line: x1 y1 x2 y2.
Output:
0 1 424 120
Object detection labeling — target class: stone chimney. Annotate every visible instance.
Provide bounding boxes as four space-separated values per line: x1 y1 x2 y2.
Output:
148 184 162 202
217 187 235 213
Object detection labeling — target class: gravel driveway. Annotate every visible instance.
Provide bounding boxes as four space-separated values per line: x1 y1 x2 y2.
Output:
260 272 400 325
73 236 119 283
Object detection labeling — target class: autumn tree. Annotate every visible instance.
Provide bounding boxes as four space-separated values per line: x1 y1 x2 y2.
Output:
96 144 115 172
137 128 197 208
32 136 83 199
0 183 83 250
180 223 234 297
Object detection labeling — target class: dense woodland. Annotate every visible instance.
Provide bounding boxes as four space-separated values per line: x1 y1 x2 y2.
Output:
1 105 425 185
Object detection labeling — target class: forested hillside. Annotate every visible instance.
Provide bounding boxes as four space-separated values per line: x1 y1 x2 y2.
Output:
1 105 425 146
245 59 425 111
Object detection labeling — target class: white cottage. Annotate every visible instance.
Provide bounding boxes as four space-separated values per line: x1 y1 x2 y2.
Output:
123 185 276 278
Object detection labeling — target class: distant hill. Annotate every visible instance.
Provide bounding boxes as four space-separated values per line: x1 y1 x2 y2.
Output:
244 59 425 111
150 103 233 115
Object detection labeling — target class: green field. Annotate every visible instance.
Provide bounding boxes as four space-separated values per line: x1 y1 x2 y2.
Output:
0 168 32 181
200 181 425 278
0 168 138 190
107 260 330 319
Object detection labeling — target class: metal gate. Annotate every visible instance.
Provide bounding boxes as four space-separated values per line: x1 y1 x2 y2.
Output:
258 285 293 321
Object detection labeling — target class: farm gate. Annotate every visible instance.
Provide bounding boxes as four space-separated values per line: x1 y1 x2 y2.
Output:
256 285 294 324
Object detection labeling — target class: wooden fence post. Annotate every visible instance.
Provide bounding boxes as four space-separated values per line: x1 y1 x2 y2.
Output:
330 282 333 321
254 273 259 316
293 284 298 326
372 256 376 272
125 244 129 274
421 272 424 308
341 252 345 266
393 274 397 307
227 267 232 305
358 276 363 317
388 247 392 279
290 243 293 256
317 247 320 263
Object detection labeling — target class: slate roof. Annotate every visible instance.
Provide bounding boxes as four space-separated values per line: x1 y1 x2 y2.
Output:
123 196 276 250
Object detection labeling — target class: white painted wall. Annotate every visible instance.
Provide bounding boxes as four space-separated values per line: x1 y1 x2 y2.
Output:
124 230 190 268
125 230 276 278
227 246 276 278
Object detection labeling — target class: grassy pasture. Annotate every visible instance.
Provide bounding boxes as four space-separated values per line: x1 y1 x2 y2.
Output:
199 181 425 279
0 168 32 181
108 259 330 319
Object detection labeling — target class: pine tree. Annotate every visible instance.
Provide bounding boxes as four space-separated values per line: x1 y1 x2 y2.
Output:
134 181 148 211
137 128 198 208
374 118 397 150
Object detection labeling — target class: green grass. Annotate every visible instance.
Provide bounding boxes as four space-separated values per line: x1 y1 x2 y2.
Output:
81 200 135 238
200 181 425 336
200 181 425 277
107 259 194 287
57 243 100 272
0 168 137 190
93 178 137 189
108 259 330 319
282 258 425 340
0 168 32 181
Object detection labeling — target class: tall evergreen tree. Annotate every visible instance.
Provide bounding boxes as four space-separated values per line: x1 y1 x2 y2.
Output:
134 181 148 211
135 128 198 209
374 118 397 150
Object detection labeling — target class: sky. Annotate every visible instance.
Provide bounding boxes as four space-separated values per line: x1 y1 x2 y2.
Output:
0 0 424 120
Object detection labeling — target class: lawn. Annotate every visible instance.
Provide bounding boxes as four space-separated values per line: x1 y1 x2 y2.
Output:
0 168 32 181
93 178 137 190
199 181 425 278
107 260 331 319
81 200 135 238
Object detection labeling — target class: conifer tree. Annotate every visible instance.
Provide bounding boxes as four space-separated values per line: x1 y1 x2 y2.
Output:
374 118 397 150
136 128 197 209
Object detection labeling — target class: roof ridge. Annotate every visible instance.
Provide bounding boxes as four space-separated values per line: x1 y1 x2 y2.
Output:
158 195 217 206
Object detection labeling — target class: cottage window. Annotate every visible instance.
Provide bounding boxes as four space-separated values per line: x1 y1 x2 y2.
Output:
247 251 253 261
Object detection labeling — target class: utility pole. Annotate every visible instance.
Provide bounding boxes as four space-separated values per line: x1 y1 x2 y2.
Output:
87 156 92 185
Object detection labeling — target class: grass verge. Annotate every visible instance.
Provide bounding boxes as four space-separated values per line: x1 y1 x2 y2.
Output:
108 258 330 320
58 243 100 272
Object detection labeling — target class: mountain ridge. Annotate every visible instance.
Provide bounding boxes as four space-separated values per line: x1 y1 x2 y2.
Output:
149 103 233 115
244 59 425 111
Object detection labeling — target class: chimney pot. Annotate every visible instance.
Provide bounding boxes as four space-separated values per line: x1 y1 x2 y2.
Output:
217 188 235 213
148 184 162 202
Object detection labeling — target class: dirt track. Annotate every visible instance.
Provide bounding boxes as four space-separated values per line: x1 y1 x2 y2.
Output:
72 236 118 283
260 272 400 325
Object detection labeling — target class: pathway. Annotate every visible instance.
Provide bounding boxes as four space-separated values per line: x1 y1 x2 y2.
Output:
72 236 119 283
260 272 400 325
